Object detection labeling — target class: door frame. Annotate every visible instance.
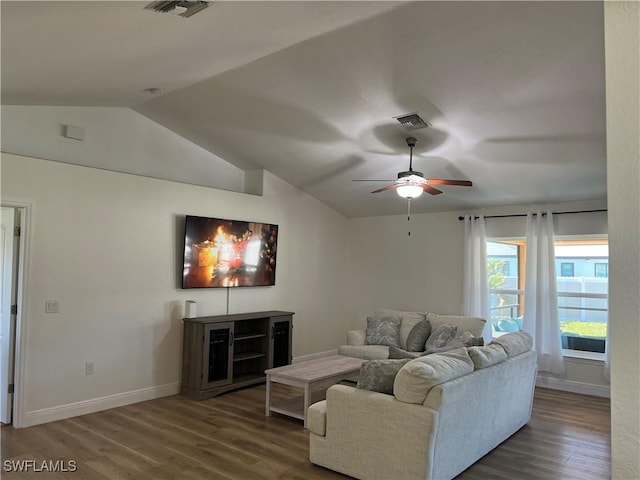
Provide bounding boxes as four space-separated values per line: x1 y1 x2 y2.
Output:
1 206 16 423
1 201 31 428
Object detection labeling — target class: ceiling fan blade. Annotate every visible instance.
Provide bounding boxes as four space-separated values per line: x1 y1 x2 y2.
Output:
422 184 443 195
352 179 395 182
371 184 400 193
427 179 473 187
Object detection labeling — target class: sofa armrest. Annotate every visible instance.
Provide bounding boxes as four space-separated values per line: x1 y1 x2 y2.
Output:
346 329 366 345
308 400 327 436
313 384 438 480
324 384 438 438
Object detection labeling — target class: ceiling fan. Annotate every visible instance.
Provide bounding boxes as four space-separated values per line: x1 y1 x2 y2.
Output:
353 136 473 198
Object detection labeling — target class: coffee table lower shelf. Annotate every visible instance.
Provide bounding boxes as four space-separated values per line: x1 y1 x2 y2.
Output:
268 390 328 422
265 355 364 428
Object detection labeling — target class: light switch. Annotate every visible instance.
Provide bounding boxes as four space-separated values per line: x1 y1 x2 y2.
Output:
45 300 60 313
62 125 85 141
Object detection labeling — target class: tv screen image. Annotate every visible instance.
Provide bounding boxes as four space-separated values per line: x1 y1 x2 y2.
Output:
182 215 278 288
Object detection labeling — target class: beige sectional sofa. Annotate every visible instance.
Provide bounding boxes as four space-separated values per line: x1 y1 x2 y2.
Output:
309 332 537 480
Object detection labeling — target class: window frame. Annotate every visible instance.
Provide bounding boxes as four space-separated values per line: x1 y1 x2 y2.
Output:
487 237 608 356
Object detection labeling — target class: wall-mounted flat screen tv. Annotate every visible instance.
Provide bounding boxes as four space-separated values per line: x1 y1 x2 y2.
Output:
182 215 278 288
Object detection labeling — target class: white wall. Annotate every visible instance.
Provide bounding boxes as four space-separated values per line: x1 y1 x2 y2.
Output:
350 210 465 321
605 2 640 478
1 152 352 427
350 199 607 322
349 199 609 396
1 106 245 193
481 200 608 239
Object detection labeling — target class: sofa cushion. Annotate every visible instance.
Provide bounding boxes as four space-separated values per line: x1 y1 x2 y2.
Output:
365 316 402 347
346 329 366 346
467 344 508 369
405 320 432 352
393 347 474 404
424 324 459 353
427 313 486 338
356 358 412 394
388 346 424 359
375 308 427 350
338 344 389 360
490 331 533 358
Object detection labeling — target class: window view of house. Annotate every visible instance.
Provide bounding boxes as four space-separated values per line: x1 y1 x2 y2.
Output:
488 239 608 354
560 262 575 277
595 263 608 278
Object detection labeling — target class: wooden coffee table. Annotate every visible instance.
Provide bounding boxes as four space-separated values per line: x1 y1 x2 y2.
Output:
265 355 364 427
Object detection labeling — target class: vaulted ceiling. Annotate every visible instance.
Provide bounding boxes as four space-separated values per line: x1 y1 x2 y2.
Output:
1 1 607 217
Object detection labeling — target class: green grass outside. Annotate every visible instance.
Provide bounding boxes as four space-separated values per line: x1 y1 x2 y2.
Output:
560 321 606 338
492 317 607 339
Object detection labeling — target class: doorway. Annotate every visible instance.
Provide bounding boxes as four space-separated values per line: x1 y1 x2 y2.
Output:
1 204 27 426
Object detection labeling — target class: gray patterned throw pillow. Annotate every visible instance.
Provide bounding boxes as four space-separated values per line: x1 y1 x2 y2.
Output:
424 323 458 354
365 316 402 348
356 358 412 394
405 319 432 351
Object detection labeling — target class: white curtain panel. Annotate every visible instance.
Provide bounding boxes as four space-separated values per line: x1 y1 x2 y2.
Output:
604 324 610 381
523 212 565 374
462 215 492 340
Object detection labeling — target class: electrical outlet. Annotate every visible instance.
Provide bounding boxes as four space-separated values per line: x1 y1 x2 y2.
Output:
45 300 60 314
85 362 95 375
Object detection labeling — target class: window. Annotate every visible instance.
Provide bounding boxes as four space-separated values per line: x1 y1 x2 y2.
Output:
488 238 608 354
487 242 523 334
595 263 608 278
501 262 511 276
560 262 575 277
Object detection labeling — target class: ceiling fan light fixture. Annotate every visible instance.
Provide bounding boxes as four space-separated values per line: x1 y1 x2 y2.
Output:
396 184 423 199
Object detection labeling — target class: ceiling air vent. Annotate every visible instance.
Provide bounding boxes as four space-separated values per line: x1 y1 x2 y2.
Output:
144 1 210 18
393 112 431 130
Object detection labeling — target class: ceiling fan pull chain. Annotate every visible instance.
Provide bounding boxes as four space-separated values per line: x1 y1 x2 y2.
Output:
407 199 411 236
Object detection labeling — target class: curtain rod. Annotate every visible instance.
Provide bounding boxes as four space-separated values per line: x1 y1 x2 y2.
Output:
458 209 607 221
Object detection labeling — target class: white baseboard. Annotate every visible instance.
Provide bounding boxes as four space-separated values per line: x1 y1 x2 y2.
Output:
18 382 180 428
18 352 339 427
293 349 338 363
536 375 610 398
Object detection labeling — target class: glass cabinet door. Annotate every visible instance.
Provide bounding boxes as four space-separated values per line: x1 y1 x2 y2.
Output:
270 318 292 368
202 322 234 388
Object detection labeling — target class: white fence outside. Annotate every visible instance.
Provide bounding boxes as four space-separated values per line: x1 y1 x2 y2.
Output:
490 277 608 326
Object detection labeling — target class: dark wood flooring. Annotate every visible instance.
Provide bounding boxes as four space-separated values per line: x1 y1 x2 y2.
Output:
0 385 610 479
